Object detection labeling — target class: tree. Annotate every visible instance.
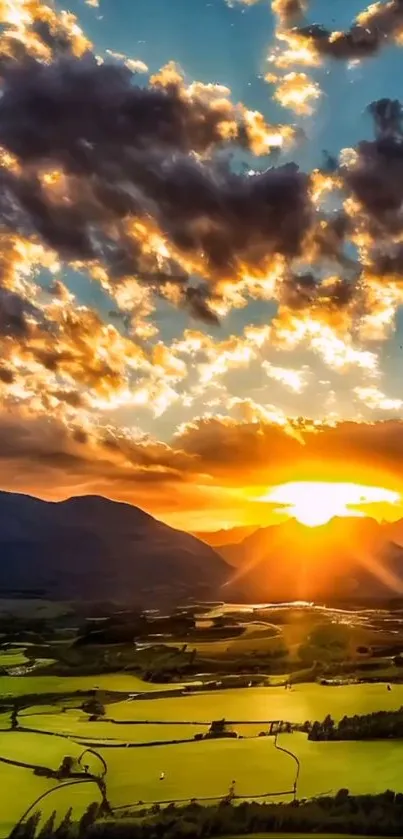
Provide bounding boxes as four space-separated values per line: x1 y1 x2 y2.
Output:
54 808 73 839
10 812 41 839
82 698 105 717
58 756 75 778
38 810 56 839
78 803 99 837
335 788 350 804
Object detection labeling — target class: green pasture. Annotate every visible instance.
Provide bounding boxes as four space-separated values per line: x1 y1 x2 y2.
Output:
1 728 403 833
288 732 403 798
0 731 103 836
21 709 207 744
0 672 165 698
98 733 403 809
101 737 293 807
0 768 101 838
0 729 99 770
0 648 28 667
1 681 403 835
105 683 403 726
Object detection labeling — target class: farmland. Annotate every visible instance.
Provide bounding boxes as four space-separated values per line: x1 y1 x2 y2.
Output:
1 681 403 835
2 601 403 835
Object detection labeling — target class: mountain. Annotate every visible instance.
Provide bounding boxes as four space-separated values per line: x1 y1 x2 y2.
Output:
219 516 403 601
0 491 230 603
192 525 259 547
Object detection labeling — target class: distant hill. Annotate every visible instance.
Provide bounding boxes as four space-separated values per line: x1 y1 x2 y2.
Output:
0 491 230 604
192 525 259 547
1 490 403 605
219 516 403 602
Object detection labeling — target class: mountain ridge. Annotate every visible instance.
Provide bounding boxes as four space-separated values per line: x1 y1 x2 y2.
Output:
0 490 230 604
218 515 403 601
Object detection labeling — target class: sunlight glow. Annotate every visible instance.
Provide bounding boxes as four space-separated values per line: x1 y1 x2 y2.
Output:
260 482 401 527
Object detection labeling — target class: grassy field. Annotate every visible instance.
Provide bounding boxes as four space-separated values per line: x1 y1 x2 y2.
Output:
101 737 294 807
1 727 403 832
0 672 166 698
97 733 403 808
0 768 101 838
0 728 103 771
21 710 208 744
0 648 28 667
1 681 403 834
0 732 103 837
104 683 403 726
288 733 403 798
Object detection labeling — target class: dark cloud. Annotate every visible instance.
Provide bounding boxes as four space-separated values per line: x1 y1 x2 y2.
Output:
173 415 403 488
0 19 311 312
0 55 250 163
294 1 403 61
184 287 220 325
0 288 41 338
1 411 403 502
370 244 403 276
343 99 403 234
279 272 356 312
368 98 403 140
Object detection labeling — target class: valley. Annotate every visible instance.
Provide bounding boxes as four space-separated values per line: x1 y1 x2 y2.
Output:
2 600 403 835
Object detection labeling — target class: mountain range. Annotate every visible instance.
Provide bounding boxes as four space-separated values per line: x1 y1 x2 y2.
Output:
0 491 229 603
1 490 403 604
217 516 403 601
192 525 258 547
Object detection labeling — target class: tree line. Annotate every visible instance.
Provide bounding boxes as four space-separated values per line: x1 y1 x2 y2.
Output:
11 789 403 839
306 707 403 740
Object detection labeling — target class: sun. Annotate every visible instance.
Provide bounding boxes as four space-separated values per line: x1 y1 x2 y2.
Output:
259 481 400 528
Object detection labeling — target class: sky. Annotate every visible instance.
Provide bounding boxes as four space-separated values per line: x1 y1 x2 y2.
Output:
2 0 403 529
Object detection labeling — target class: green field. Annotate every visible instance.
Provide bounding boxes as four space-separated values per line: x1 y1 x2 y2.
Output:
0 648 28 667
0 672 166 698
21 709 208 744
0 731 103 836
22 682 403 745
1 681 403 835
0 767 101 837
2 728 403 833
104 682 403 726
96 733 403 809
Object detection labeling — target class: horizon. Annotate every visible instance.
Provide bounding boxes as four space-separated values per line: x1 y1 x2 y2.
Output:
2 484 403 535
1 1 403 530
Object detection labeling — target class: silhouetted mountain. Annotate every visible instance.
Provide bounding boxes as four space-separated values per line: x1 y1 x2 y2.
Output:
192 525 259 547
219 516 403 601
0 491 230 603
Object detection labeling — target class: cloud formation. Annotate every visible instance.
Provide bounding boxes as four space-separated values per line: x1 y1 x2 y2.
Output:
2 409 403 526
295 0 403 62
0 1 401 528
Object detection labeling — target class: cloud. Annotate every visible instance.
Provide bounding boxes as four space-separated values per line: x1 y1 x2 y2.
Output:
262 360 308 392
105 50 148 74
354 386 403 413
0 4 309 318
271 70 321 114
1 407 403 526
267 2 403 120
272 0 306 24
295 1 403 62
0 0 401 520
